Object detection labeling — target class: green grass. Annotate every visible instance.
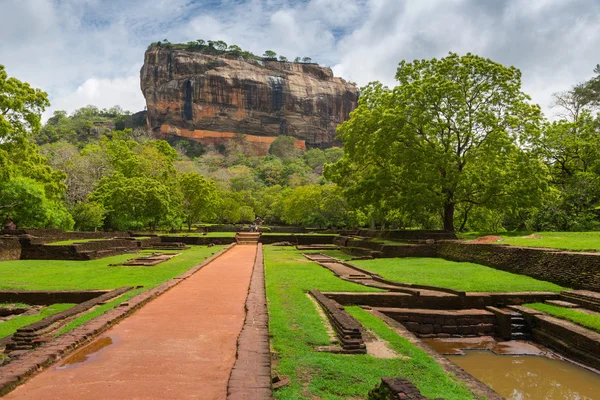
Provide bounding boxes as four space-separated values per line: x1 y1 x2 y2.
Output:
0 245 225 290
301 249 356 261
159 232 237 237
459 231 600 252
0 302 29 308
0 304 75 339
0 246 225 339
372 239 410 245
352 258 565 293
265 246 474 399
46 238 113 246
524 303 600 333
58 288 146 335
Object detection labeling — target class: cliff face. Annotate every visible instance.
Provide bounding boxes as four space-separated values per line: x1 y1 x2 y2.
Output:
140 47 358 154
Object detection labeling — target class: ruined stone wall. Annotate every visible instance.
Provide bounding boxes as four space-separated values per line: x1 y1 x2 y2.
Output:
1 229 130 243
337 238 600 291
379 309 495 338
0 237 21 261
436 242 600 291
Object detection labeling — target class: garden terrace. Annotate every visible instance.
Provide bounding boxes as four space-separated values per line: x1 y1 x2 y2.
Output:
335 235 600 291
265 246 483 399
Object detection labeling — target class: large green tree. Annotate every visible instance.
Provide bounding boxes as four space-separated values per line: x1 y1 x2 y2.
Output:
327 53 547 231
0 64 49 140
179 172 218 230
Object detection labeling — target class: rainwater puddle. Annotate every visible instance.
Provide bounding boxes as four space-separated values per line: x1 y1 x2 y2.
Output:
448 351 600 399
57 336 115 370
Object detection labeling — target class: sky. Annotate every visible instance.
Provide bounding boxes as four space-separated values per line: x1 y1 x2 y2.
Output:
1 0 599 121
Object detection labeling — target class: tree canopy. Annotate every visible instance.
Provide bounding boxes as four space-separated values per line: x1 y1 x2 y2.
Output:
326 53 547 231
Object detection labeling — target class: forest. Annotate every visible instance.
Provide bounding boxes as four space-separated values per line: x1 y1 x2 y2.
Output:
1 52 600 232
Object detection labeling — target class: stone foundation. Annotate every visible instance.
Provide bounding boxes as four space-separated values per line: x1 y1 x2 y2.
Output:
368 377 441 400
0 237 21 261
376 308 495 338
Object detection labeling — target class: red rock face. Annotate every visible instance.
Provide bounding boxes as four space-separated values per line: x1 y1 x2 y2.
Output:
140 47 358 154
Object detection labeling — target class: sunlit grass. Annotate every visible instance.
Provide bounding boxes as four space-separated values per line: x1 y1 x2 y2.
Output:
265 246 474 399
353 258 565 292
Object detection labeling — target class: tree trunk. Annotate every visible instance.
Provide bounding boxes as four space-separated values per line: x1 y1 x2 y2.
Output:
458 205 472 232
370 215 376 230
443 201 455 231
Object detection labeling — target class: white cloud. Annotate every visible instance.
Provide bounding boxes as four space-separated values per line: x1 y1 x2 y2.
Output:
1 0 599 120
44 76 144 120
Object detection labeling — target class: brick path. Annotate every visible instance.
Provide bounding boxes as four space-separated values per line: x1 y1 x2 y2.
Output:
5 245 258 400
227 244 273 399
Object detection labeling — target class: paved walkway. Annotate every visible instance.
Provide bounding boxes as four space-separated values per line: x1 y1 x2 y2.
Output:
5 245 257 400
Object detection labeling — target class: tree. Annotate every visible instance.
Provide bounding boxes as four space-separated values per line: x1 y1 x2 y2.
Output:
214 40 228 51
573 64 600 108
326 53 546 231
269 135 298 159
179 172 218 230
263 50 277 60
302 57 312 63
0 177 73 229
294 57 302 63
90 173 172 230
197 39 206 47
228 45 242 55
279 56 288 62
72 202 106 231
0 64 50 140
303 149 326 169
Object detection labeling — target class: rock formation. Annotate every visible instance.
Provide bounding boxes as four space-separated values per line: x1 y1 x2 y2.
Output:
140 46 358 154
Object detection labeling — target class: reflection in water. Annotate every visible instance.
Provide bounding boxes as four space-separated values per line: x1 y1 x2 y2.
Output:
449 351 600 400
423 336 546 356
58 336 114 370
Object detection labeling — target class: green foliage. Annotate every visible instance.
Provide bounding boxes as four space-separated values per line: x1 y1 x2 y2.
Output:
0 304 74 339
327 53 547 231
269 135 298 159
353 257 565 292
263 50 277 60
90 173 173 230
0 64 49 140
179 172 218 230
524 303 600 333
72 202 106 231
0 68 74 230
281 184 366 228
37 105 136 146
148 40 316 64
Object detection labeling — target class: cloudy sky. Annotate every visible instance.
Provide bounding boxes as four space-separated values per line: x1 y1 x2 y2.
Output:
1 0 599 120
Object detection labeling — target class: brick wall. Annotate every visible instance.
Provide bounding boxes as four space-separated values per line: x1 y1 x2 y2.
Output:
337 238 600 292
436 242 600 291
0 237 21 261
517 306 600 370
376 308 495 338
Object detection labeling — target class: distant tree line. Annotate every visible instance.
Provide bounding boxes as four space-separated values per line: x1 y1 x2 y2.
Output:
148 39 313 64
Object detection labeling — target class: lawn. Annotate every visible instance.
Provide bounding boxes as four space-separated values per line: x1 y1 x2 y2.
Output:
265 246 474 400
524 303 600 333
459 231 600 252
159 232 237 237
352 258 565 293
0 245 224 339
301 249 356 261
0 245 225 290
0 304 74 339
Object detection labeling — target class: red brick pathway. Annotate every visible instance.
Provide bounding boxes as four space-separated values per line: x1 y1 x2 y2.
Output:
5 245 257 400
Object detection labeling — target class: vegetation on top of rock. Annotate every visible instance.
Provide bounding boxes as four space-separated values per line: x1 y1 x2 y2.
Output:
147 39 317 65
